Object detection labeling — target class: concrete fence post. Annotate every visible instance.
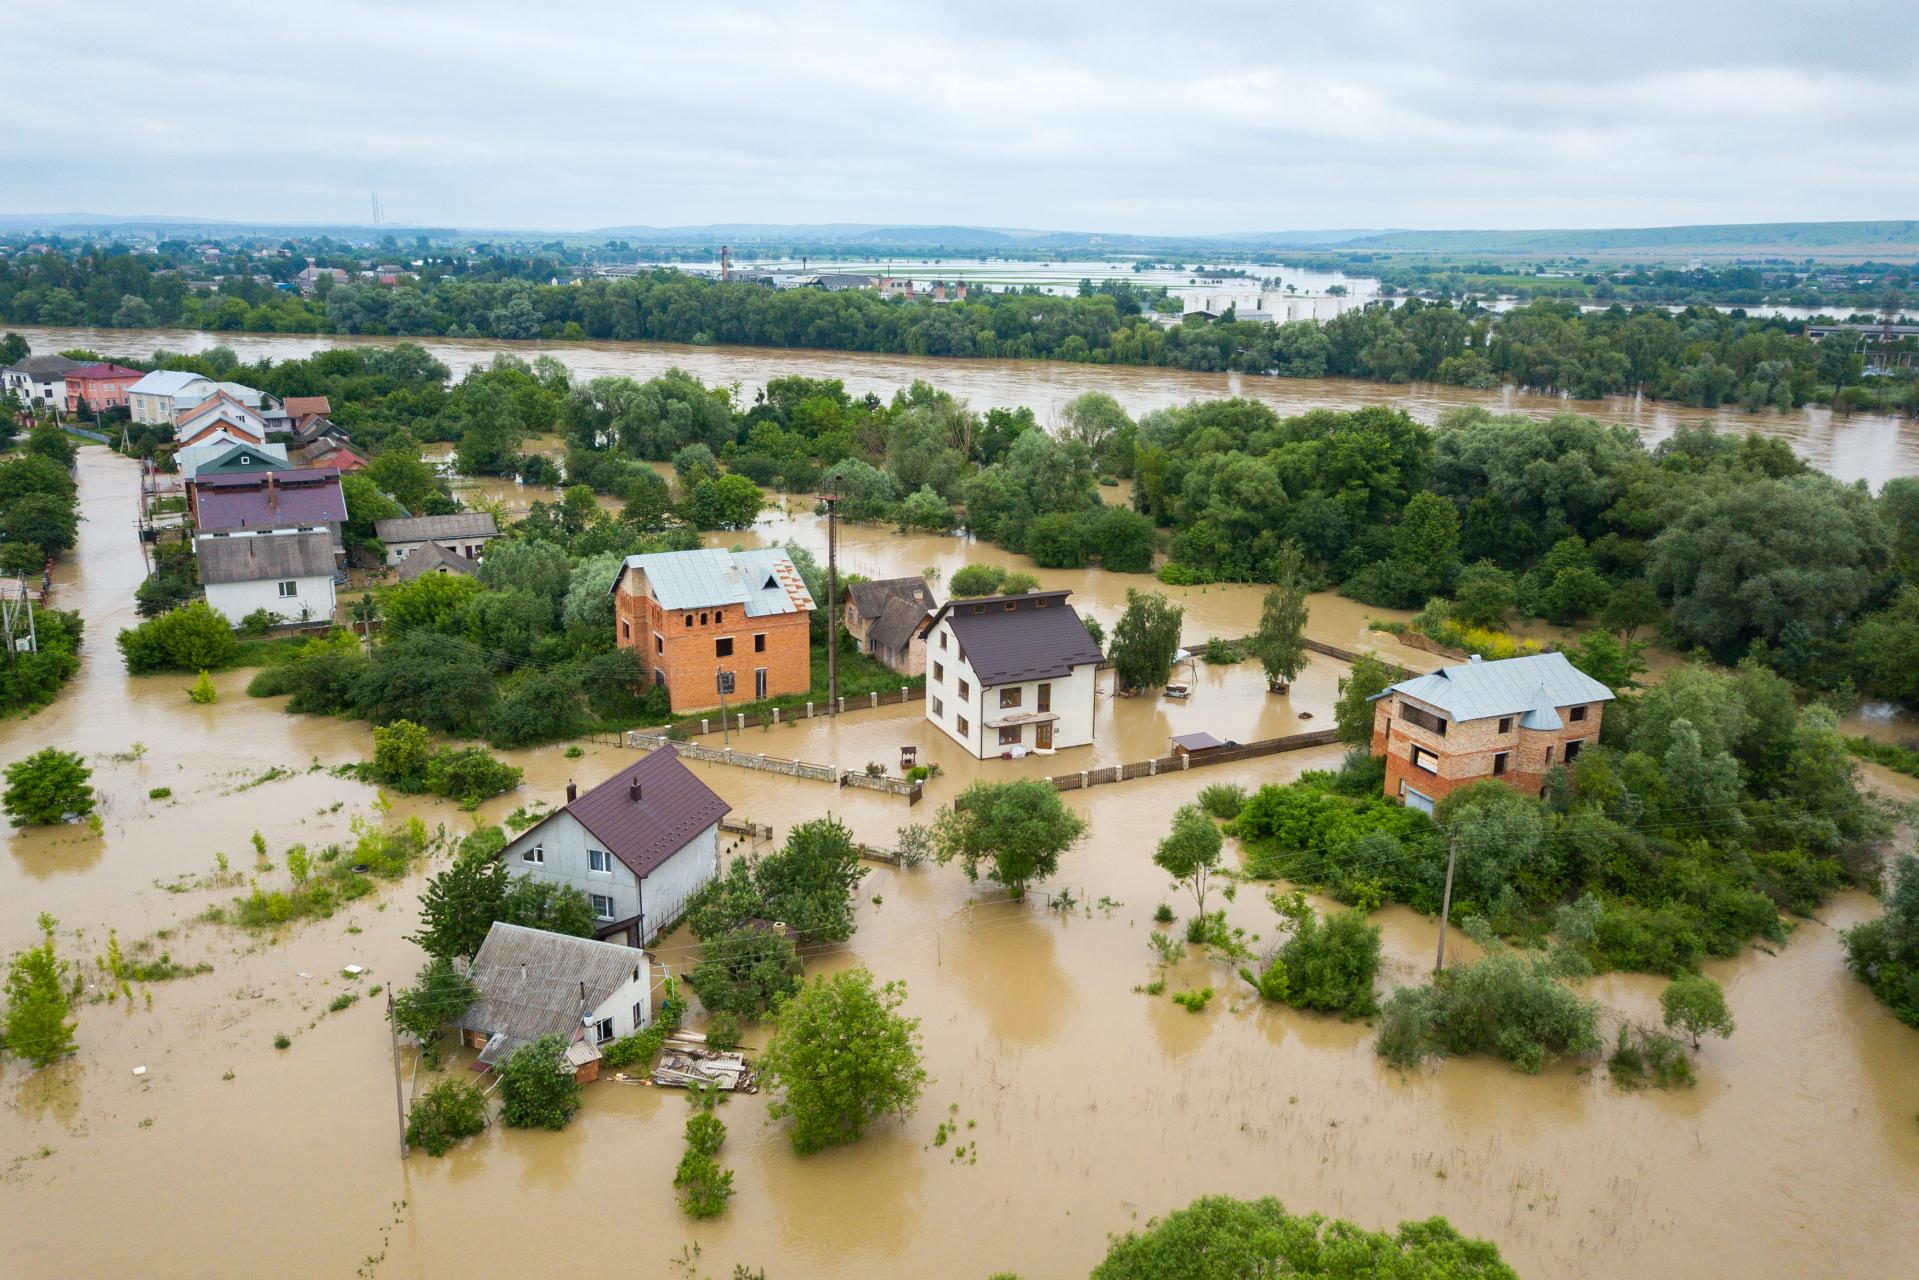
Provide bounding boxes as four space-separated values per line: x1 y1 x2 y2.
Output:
1149 759 1157 776
1080 771 1089 788
806 701 814 718
870 691 878 708
837 696 845 713
738 713 745 731
773 707 781 724
1182 754 1190 770
701 718 710 735
899 685 908 703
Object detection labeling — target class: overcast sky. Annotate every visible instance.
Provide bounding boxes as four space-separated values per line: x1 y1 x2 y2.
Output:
6 0 1915 234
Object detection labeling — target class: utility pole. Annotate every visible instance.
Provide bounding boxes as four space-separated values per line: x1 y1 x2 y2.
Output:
824 492 840 716
386 990 409 1159
717 670 734 748
1434 829 1459 975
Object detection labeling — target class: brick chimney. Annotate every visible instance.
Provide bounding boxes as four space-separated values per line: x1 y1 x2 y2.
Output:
629 778 643 803
565 780 577 803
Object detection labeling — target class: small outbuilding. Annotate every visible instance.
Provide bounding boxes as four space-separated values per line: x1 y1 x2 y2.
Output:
375 512 499 566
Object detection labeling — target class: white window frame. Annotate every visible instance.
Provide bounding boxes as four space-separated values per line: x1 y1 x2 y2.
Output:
522 843 545 864
590 893 615 919
588 848 612 873
594 1017 615 1044
277 580 297 598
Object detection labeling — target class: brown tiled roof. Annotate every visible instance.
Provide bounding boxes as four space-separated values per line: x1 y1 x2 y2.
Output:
922 590 1102 687
281 395 331 417
562 747 730 880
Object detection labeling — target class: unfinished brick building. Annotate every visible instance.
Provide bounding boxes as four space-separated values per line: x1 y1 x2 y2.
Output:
612 547 815 714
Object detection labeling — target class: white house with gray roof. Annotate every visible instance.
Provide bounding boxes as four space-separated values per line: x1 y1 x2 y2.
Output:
459 922 655 1081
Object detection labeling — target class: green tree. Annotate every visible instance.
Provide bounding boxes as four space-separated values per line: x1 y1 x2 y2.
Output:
501 877 596 937
116 600 237 675
688 927 801 1019
684 473 764 530
408 833 509 960
1452 560 1517 630
1109 588 1184 692
391 957 480 1063
406 1079 487 1156
1246 542 1309 690
380 572 483 636
933 779 1086 899
4 915 76 1068
498 1034 583 1129
1660 973 1735 1049
1154 803 1223 917
1 492 78 555
1844 853 1919 1028
1091 1195 1519 1280
371 719 435 790
1333 652 1397 747
1599 579 1664 639
760 968 927 1154
948 564 1007 598
3 748 94 827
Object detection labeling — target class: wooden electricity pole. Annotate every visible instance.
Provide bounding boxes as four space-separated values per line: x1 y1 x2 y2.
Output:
387 990 409 1159
824 492 840 716
1434 830 1459 975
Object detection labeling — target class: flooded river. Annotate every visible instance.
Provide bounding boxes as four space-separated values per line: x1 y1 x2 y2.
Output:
3 446 1918 1278
12 324 1918 486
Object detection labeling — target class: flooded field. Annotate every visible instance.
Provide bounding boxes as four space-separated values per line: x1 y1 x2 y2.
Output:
3 449 1918 1280
13 323 1917 486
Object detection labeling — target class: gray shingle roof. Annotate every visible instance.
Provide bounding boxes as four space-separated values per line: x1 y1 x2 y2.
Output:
616 547 815 617
1377 652 1614 724
394 540 479 581
373 513 499 543
461 922 645 1052
925 590 1103 687
848 576 936 622
195 529 336 584
555 746 730 881
5 354 81 377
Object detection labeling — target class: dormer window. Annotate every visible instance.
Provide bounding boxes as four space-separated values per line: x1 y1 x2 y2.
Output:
972 605 985 614
763 575 777 590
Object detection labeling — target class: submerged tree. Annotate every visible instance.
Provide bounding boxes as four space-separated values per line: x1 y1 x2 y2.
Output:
1109 588 1184 692
4 914 75 1067
1154 803 1223 917
3 748 94 827
1246 541 1310 693
933 779 1086 900
760 968 927 1155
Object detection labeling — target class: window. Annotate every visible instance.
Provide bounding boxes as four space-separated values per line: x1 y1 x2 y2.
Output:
1401 703 1447 736
1000 687 1021 709
1033 598 1047 608
1544 745 1554 765
632 1001 646 1029
999 725 1022 745
958 678 970 700
754 633 766 653
1564 739 1585 763
971 604 985 614
939 630 947 650
684 614 693 627
1569 705 1588 722
594 1017 615 1044
588 849 612 873
1003 601 1017 612
1410 744 1439 774
590 893 615 919
1492 751 1509 776
277 580 297 598
654 633 663 654
1037 682 1051 712
755 668 766 699
933 662 944 684
932 696 943 717
714 610 723 624
699 611 708 625
622 620 632 640
715 637 733 658
522 843 545 864
654 668 667 688
957 715 969 737
1497 716 1513 734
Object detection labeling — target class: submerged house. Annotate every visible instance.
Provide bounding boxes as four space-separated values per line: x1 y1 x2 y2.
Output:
845 576 937 676
918 589 1104 758
497 747 731 947
459 922 654 1082
1369 651 1615 813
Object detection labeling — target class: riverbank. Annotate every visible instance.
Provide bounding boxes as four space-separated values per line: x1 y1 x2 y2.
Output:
11 322 1916 485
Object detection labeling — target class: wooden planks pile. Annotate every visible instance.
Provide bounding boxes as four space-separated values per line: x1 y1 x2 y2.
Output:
650 1035 758 1093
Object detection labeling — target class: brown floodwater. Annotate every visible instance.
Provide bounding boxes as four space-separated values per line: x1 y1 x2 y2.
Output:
3 449 1917 1279
13 323 1917 486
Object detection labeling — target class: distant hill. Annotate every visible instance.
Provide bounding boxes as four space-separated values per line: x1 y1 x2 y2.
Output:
1336 220 1919 257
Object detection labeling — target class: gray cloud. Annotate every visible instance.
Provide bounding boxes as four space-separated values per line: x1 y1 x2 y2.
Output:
3 0 1914 232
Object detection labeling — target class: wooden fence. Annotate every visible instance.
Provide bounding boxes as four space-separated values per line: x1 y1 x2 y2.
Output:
1019 727 1342 797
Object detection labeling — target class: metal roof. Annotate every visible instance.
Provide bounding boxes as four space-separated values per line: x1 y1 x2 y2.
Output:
923 590 1103 688
372 513 499 542
177 440 290 480
543 746 731 881
617 547 815 617
194 470 346 532
1171 731 1225 751
129 370 212 396
461 922 646 1056
195 529 336 584
1376 652 1613 724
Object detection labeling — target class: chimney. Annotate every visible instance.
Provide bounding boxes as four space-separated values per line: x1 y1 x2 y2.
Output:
1468 654 1482 663
629 778 642 803
266 474 278 511
565 779 577 803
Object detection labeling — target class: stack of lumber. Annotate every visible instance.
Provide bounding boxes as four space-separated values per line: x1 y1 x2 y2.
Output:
650 1035 757 1092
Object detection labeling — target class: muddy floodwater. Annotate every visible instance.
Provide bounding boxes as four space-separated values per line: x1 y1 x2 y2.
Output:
14 323 1919 487
4 451 1919 1279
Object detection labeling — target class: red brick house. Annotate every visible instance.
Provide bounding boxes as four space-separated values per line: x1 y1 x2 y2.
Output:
64 362 143 414
1370 652 1615 813
612 548 815 713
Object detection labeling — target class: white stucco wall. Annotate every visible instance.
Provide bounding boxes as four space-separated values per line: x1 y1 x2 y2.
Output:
922 617 1097 758
203 574 336 626
500 811 719 946
585 964 653 1041
384 535 496 566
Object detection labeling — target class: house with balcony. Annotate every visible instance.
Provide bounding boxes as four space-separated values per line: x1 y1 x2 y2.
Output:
64 362 143 414
1369 652 1615 814
611 547 815 713
918 590 1103 758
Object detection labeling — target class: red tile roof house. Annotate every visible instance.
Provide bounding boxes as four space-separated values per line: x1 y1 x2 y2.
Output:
64 362 143 414
190 467 347 559
497 747 731 947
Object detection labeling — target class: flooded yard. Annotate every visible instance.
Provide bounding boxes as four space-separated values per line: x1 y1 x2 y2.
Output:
3 448 1917 1279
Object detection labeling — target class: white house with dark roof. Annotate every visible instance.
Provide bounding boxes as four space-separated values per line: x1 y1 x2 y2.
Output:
498 747 731 947
375 512 500 565
3 354 80 412
459 922 654 1081
917 590 1104 758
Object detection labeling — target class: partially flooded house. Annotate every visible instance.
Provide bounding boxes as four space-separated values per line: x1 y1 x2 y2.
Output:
918 589 1104 758
460 922 654 1082
845 576 937 676
497 747 731 947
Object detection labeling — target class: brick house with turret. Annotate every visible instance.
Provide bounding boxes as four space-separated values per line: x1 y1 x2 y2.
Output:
1370 652 1614 813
